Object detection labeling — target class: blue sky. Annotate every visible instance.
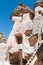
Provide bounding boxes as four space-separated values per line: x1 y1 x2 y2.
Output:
0 0 36 39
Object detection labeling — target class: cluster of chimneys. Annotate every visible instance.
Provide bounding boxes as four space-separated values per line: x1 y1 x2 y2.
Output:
10 0 43 24
0 0 43 44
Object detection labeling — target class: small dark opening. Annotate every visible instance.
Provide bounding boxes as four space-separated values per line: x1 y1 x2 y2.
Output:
41 33 43 40
13 61 18 64
24 30 32 37
41 6 43 7
3 39 6 41
15 34 22 44
10 61 18 65
41 59 43 62
38 10 41 14
23 59 27 64
42 13 43 16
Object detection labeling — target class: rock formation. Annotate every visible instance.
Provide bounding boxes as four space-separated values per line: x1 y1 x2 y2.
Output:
0 0 43 65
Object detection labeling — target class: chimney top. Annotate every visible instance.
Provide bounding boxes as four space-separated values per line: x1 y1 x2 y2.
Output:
10 3 34 23
34 0 43 8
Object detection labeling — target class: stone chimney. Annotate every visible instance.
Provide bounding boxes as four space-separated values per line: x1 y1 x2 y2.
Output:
34 0 43 8
10 3 34 24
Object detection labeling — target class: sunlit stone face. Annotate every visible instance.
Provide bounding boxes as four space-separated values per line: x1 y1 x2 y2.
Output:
23 13 31 21
22 13 33 33
0 43 7 60
12 16 22 23
11 16 23 35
